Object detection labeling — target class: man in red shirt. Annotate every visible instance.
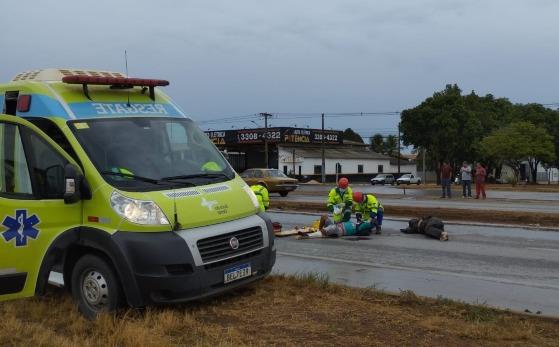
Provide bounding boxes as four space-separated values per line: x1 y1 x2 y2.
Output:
440 161 453 198
475 163 487 199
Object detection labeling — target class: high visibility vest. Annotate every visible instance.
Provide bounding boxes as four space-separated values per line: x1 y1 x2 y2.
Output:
327 187 353 222
354 194 382 216
251 185 269 212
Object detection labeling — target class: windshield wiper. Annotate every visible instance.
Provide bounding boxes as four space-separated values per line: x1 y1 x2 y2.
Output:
100 171 163 185
161 172 232 182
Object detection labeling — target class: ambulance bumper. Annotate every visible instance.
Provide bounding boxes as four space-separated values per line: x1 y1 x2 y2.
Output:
112 213 276 306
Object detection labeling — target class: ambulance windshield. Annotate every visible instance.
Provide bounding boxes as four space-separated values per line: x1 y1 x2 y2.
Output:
70 118 234 191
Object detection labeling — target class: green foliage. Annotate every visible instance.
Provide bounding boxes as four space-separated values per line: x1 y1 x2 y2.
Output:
342 128 364 143
481 122 556 182
369 133 398 156
370 133 384 153
401 84 559 181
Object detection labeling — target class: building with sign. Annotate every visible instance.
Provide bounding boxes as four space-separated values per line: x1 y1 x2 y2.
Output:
205 127 416 181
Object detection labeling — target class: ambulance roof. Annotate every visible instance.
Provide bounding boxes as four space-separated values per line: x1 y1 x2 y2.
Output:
12 68 126 82
3 69 187 120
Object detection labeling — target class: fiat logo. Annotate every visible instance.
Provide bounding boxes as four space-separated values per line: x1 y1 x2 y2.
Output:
229 236 240 250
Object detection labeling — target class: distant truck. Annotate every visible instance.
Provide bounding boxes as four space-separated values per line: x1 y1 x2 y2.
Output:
396 174 421 185
0 69 275 318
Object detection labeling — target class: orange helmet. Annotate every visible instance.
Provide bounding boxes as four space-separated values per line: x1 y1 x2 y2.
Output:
353 191 364 203
338 177 349 189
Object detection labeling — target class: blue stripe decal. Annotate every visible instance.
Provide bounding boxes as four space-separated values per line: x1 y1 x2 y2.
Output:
68 102 185 119
16 94 69 118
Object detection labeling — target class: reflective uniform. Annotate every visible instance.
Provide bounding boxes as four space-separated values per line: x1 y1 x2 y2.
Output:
327 187 353 222
251 184 269 212
354 194 384 227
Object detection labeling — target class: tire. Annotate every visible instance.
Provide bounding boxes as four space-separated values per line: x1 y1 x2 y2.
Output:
371 182 376 185
396 182 400 185
416 180 421 185
279 192 288 197
71 254 123 319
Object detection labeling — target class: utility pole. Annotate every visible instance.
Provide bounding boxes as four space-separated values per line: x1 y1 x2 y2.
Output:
292 148 296 177
397 122 401 176
422 147 426 183
260 112 272 168
321 113 326 183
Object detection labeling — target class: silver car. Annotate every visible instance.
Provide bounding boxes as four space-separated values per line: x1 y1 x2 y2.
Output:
371 174 395 185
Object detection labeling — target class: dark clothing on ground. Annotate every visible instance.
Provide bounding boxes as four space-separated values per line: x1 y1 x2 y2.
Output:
400 216 448 240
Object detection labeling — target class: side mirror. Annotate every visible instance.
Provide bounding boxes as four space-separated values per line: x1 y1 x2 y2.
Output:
64 163 92 204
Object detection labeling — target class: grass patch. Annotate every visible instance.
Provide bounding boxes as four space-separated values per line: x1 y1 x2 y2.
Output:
1 275 558 346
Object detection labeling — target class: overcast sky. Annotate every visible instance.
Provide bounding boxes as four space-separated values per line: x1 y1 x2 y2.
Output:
2 0 558 138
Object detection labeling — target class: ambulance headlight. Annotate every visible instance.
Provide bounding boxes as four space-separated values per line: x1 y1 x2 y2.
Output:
243 184 260 210
110 191 169 225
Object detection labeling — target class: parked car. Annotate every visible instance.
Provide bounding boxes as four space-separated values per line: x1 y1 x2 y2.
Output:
396 174 421 185
371 174 395 185
241 169 299 196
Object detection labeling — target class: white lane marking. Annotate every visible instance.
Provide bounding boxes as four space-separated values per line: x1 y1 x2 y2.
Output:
527 247 559 253
43 82 77 119
277 251 559 291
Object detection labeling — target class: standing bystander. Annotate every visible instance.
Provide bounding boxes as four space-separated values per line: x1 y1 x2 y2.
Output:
440 161 453 198
475 163 487 199
460 161 472 198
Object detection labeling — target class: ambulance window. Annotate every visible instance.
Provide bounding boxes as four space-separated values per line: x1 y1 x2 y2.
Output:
0 123 33 196
27 118 80 164
22 129 68 199
166 123 188 150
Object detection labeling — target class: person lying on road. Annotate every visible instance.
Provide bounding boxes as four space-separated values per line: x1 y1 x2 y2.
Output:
400 216 449 241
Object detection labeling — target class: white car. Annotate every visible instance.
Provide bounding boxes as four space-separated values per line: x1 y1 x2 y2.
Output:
396 174 421 185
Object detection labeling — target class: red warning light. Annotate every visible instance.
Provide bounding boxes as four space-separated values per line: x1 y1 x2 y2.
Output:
17 95 32 112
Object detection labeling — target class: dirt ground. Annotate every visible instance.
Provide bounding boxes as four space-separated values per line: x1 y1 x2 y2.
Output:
1 275 559 347
270 201 559 228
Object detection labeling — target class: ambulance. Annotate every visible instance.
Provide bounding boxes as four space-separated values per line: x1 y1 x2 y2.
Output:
0 69 275 318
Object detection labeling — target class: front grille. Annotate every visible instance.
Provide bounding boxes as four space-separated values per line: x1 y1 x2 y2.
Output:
197 227 263 263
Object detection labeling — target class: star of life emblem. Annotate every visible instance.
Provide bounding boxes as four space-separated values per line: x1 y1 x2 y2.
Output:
2 210 40 247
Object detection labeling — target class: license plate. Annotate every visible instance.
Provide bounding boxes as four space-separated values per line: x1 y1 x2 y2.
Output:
224 263 252 284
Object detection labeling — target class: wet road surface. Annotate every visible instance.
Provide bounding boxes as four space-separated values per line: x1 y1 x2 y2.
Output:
270 212 559 316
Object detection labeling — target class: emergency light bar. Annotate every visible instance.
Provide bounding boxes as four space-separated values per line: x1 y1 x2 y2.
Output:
61 75 170 101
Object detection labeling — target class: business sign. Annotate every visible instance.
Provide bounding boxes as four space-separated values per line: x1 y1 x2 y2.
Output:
206 127 342 146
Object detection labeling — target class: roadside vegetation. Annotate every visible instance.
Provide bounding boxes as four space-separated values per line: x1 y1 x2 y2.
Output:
399 84 559 184
1 274 558 346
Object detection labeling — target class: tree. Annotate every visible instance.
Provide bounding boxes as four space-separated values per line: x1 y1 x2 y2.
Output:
370 133 384 153
480 122 556 183
385 135 398 156
342 128 364 143
401 84 515 175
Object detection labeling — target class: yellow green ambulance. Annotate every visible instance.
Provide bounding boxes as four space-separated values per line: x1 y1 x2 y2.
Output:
0 69 275 318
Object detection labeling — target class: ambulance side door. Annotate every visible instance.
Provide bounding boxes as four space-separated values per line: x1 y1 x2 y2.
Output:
0 116 82 301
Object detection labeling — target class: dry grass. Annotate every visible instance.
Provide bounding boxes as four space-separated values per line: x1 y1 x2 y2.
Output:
271 201 559 228
1 275 559 346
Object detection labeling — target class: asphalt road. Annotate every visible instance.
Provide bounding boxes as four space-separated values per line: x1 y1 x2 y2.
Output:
270 211 559 317
277 187 559 213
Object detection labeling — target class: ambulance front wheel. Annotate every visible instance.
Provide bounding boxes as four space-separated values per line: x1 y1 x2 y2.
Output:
71 254 124 319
